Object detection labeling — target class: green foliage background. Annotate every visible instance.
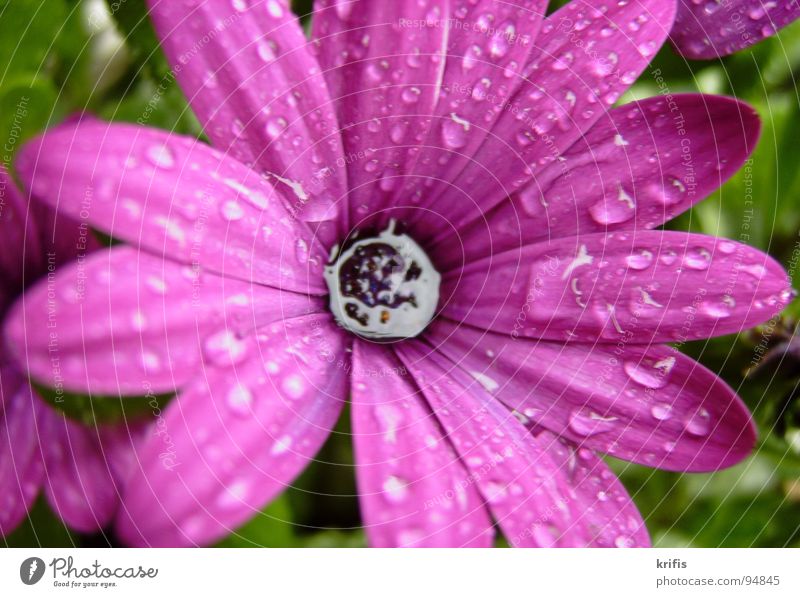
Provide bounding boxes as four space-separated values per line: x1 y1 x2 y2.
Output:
1 0 799 547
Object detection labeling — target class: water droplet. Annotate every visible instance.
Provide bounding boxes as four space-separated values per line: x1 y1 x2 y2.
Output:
615 535 634 548
442 114 470 149
650 403 672 421
701 299 731 318
266 116 288 139
568 408 618 437
295 239 309 263
226 382 253 415
383 476 409 503
146 144 175 168
484 481 508 505
257 40 277 62
266 0 283 18
462 44 482 71
623 356 674 389
282 374 305 398
660 251 677 265
684 408 711 436
204 330 248 365
588 186 635 224
220 201 245 221
390 122 407 144
684 247 711 270
401 87 422 104
625 250 653 270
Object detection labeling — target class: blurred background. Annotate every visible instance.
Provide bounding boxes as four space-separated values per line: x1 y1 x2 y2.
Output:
1 0 799 547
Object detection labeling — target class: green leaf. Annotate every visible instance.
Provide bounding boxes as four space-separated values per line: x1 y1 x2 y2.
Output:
105 0 170 77
3 497 75 547
216 496 296 548
0 0 66 81
0 76 58 163
33 383 172 426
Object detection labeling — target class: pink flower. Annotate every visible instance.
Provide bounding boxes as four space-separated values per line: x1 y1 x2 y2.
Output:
673 0 800 59
6 0 794 547
0 167 140 537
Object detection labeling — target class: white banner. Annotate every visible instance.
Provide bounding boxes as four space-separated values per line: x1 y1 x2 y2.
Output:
0 548 796 596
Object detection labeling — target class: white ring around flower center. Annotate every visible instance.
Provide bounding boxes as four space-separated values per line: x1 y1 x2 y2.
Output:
324 220 441 340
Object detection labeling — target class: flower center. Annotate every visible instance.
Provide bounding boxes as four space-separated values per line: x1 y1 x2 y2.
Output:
324 221 440 340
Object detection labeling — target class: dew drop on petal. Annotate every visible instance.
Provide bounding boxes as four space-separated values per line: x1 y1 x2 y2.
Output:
683 408 711 436
625 250 653 270
650 403 673 421
623 356 674 389
226 382 254 415
146 144 175 168
683 247 712 270
568 408 618 437
382 475 409 503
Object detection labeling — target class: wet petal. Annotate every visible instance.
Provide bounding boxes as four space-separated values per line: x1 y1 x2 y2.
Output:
312 0 450 223
673 0 800 59
116 314 348 547
405 0 677 238
16 121 326 294
443 231 792 343
352 341 493 547
536 430 650 547
40 407 121 532
0 382 43 536
445 94 761 268
4 246 319 395
147 0 346 229
401 0 545 232
397 341 592 547
428 320 757 472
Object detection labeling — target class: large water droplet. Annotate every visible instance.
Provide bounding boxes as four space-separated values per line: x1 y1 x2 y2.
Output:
701 299 731 319
568 408 618 437
650 403 673 421
266 116 288 139
401 87 422 104
588 187 635 225
204 330 248 365
442 114 470 149
683 247 712 270
383 475 409 503
226 382 254 415
220 201 245 221
625 250 653 270
683 408 711 436
623 356 675 389
146 144 175 168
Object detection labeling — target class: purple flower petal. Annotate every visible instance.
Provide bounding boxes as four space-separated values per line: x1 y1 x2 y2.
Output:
116 314 348 547
673 0 800 59
312 0 450 223
352 342 494 547
441 94 761 269
428 320 757 472
443 231 792 343
403 0 677 238
395 0 545 236
0 382 43 536
4 246 320 395
147 0 347 229
536 430 650 548
397 341 593 547
40 406 121 533
16 122 327 294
